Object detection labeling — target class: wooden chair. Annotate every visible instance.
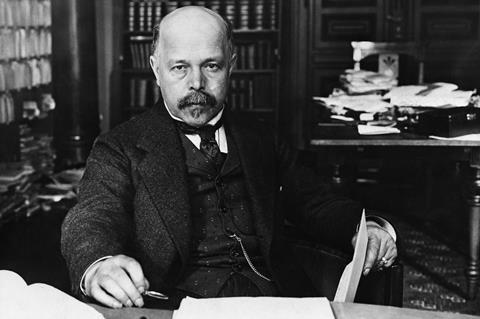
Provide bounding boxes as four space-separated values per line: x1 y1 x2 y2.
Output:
351 41 425 84
286 230 403 307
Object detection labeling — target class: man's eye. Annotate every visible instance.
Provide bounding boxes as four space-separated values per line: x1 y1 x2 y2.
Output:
172 65 186 72
205 63 219 71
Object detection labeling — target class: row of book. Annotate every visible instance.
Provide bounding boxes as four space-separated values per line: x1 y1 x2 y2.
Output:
129 36 152 69
126 0 277 32
126 75 274 111
228 75 273 111
0 28 52 61
0 0 51 28
234 41 275 69
128 77 161 109
0 92 14 124
0 59 52 92
128 37 276 70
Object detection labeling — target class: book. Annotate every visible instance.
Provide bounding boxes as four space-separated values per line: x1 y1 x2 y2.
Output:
145 0 154 31
207 0 221 13
153 0 163 25
127 0 136 31
224 0 235 26
269 0 276 29
138 1 146 31
254 0 264 29
0 270 105 319
238 0 249 30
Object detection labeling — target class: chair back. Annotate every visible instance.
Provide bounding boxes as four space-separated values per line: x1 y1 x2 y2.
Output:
351 41 425 84
287 236 403 307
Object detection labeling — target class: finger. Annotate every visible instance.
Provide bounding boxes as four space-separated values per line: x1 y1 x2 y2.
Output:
99 276 133 307
363 237 380 275
111 268 144 307
119 256 147 293
144 278 150 291
90 282 123 309
384 244 398 268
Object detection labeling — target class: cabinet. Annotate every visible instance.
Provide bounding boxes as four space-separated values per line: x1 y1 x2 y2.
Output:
113 0 282 130
0 0 54 170
283 0 480 148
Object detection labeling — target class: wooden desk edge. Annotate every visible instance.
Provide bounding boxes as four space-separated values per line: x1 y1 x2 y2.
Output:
90 302 480 319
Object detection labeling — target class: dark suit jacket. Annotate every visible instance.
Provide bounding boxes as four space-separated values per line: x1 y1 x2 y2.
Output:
61 104 362 299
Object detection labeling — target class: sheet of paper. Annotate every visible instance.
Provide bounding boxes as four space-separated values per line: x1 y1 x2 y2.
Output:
334 210 368 302
172 296 334 319
430 134 480 141
0 270 105 319
358 124 400 135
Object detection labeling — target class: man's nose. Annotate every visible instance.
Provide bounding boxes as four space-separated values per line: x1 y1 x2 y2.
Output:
188 67 205 90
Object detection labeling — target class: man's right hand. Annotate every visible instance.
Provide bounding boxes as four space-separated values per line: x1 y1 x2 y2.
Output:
84 254 149 308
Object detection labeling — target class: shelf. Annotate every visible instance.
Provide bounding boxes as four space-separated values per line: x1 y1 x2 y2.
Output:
0 25 51 31
0 55 51 64
232 69 276 75
125 29 279 37
122 69 154 76
233 29 279 34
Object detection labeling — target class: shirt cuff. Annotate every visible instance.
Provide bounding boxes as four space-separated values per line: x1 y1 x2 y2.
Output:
366 215 397 242
80 255 113 296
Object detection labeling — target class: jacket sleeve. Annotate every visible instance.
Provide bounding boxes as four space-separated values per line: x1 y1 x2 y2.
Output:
61 134 135 298
276 138 363 253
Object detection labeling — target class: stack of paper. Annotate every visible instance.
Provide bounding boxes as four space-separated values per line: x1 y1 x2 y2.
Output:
340 69 398 94
384 82 475 107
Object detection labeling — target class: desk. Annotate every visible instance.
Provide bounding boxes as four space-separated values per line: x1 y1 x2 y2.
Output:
310 135 480 299
91 302 480 319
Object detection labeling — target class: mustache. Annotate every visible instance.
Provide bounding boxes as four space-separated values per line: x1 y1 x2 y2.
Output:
178 91 217 109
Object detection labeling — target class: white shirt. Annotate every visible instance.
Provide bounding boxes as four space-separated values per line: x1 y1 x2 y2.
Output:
164 103 228 153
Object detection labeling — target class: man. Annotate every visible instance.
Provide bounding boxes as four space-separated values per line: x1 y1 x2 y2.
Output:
61 6 397 309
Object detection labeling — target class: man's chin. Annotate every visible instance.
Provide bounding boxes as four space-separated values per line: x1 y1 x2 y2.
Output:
184 105 215 126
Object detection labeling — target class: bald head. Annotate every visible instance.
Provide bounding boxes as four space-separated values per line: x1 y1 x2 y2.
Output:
152 6 234 58
149 6 237 127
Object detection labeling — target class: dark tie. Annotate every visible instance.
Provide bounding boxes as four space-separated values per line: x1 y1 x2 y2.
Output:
175 119 223 160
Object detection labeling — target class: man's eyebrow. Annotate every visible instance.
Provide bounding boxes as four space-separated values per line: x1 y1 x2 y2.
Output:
168 59 189 65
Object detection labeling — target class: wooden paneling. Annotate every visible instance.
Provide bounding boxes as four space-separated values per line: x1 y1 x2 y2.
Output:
421 13 479 40
322 0 376 8
421 0 479 6
320 14 378 41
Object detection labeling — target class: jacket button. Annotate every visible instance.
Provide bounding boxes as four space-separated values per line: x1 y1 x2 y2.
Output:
220 206 228 213
230 249 241 258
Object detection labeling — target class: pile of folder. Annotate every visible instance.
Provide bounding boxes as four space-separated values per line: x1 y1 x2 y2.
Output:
340 69 398 95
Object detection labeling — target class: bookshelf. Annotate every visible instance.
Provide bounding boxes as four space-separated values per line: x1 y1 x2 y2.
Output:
117 0 282 129
0 0 55 171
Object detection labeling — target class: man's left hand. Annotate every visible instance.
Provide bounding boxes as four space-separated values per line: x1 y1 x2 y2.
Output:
352 224 397 276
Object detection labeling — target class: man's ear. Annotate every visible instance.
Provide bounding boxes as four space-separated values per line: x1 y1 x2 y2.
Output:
150 55 162 86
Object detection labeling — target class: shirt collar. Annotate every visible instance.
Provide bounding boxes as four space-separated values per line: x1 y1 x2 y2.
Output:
164 102 224 126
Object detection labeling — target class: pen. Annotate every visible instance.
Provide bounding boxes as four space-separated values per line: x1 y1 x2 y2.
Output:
143 290 169 300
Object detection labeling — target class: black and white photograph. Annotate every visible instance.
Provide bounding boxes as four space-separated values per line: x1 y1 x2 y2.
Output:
0 0 480 318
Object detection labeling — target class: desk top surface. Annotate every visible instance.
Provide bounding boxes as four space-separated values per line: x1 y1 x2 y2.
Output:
310 134 480 147
91 302 480 319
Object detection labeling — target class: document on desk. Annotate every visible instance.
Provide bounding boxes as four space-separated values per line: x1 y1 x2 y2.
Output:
0 270 105 319
334 210 368 303
172 296 334 319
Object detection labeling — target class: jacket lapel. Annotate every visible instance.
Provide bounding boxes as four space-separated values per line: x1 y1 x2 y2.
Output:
135 106 191 265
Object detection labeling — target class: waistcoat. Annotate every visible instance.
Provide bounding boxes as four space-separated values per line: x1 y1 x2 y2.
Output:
175 130 277 297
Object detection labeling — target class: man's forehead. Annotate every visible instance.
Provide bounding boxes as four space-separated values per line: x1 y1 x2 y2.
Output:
159 7 226 43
